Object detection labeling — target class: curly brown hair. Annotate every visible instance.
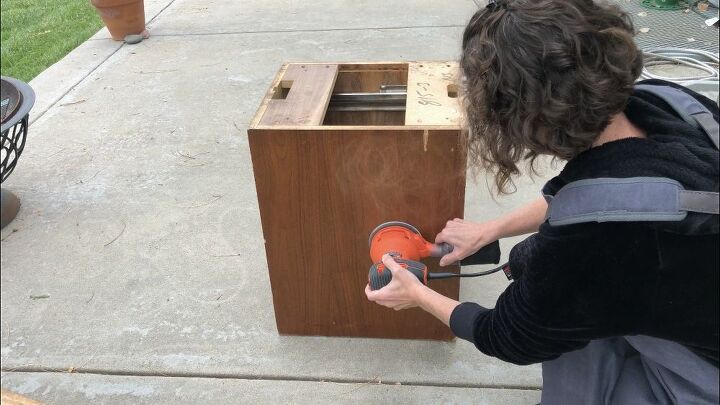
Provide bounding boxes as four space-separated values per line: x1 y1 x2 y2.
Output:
461 0 643 193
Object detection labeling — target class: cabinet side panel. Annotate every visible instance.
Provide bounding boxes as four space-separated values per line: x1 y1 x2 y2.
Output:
249 128 467 339
248 128 307 333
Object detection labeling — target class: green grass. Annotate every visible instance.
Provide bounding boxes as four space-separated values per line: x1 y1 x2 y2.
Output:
1 0 103 82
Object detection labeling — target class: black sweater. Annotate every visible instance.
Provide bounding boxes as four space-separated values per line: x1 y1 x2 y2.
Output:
450 80 720 367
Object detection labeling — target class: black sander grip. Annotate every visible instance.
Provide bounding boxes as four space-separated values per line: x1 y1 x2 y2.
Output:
368 258 427 291
437 240 501 265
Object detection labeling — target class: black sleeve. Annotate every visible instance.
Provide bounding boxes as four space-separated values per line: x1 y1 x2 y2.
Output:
449 222 658 365
449 275 592 365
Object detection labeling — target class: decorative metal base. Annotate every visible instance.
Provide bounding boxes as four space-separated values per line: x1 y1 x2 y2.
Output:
1 188 20 229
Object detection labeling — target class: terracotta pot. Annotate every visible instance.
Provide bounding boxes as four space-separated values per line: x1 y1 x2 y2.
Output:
90 0 145 41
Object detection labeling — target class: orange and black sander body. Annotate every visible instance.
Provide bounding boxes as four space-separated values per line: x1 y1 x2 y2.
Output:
367 221 509 290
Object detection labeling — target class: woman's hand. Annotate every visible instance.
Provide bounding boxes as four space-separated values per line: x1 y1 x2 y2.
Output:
435 218 499 266
365 254 427 311
365 254 461 325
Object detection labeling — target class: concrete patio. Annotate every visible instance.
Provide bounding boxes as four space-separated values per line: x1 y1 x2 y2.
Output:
1 0 717 403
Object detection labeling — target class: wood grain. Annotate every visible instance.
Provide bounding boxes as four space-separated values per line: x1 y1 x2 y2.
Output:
332 63 408 93
259 64 338 126
250 64 289 128
405 62 461 126
321 63 408 126
322 110 405 126
248 128 466 339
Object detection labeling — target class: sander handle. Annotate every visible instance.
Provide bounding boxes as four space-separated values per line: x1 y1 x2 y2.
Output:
368 258 427 291
435 240 501 266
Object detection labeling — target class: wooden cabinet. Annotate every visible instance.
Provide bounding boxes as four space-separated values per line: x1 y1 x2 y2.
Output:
248 62 466 340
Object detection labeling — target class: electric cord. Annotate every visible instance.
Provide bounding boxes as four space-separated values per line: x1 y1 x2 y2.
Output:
428 262 509 279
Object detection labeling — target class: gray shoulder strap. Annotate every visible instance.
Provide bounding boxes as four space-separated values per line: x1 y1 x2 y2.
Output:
544 177 719 226
635 84 719 149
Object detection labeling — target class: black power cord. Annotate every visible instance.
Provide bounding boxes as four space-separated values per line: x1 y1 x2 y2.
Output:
369 261 514 291
428 262 511 280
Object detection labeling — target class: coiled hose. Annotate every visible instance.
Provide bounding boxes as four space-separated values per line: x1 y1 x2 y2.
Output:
640 48 719 103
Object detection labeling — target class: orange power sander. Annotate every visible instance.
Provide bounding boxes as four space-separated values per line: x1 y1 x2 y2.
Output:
368 221 509 290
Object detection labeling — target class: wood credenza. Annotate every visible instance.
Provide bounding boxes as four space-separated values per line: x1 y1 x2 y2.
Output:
248 62 466 340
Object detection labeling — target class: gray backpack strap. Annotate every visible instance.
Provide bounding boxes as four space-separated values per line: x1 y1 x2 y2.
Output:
635 84 720 149
679 190 720 214
544 177 719 226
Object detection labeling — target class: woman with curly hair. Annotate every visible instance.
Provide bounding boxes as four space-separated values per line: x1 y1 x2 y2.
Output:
366 0 719 402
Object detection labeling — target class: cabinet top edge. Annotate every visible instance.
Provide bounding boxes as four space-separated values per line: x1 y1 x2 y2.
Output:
249 61 463 128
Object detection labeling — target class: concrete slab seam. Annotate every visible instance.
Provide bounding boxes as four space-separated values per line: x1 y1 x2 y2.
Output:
146 0 181 27
0 367 542 391
28 44 122 125
134 24 466 38
29 0 180 125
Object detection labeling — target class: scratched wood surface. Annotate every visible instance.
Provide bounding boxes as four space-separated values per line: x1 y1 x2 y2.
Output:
248 128 466 339
405 62 461 126
259 64 339 126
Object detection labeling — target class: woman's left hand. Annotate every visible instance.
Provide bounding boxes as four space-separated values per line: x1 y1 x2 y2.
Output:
365 254 427 310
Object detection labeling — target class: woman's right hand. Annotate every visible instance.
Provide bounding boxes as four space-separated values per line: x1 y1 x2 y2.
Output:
434 218 500 266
